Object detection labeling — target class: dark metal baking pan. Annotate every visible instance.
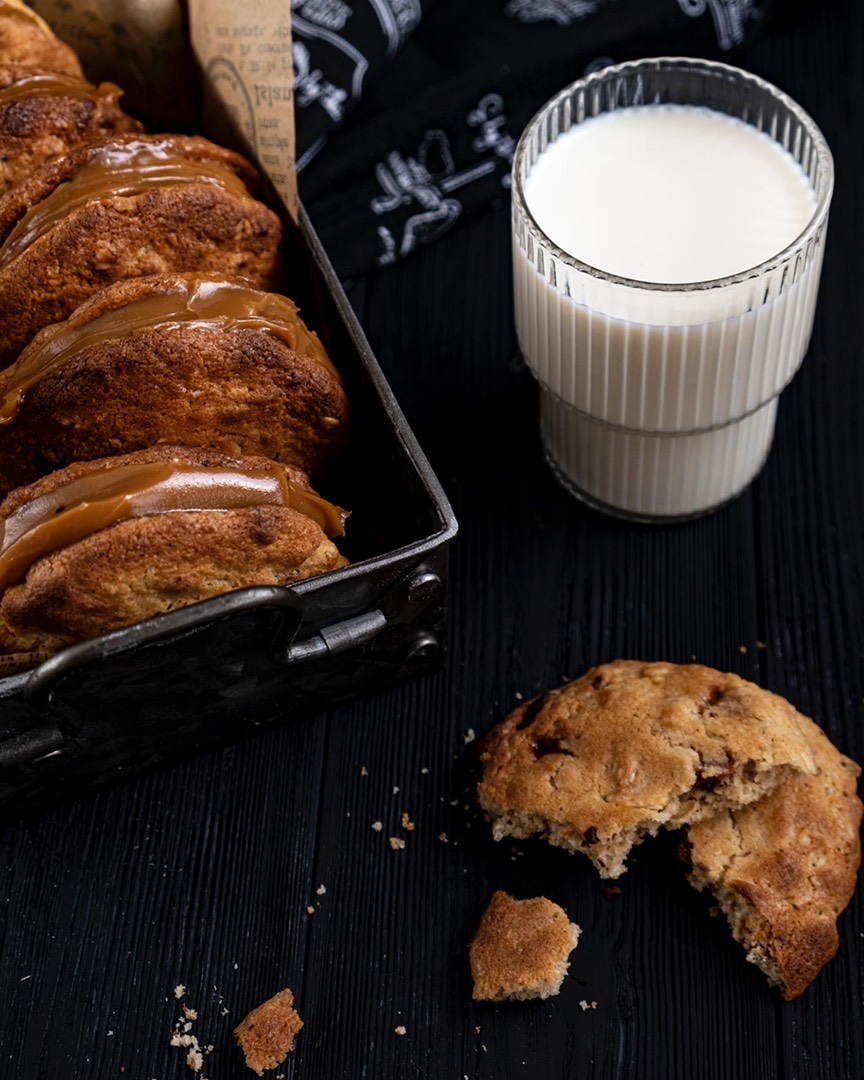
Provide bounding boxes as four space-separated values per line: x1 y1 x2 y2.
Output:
0 204 458 816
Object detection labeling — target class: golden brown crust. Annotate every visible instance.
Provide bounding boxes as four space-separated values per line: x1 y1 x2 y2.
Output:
0 274 348 492
233 989 303 1076
685 712 862 998
0 135 282 365
0 445 343 654
0 66 141 194
469 891 580 1002
0 3 83 78
0 133 266 237
478 661 817 878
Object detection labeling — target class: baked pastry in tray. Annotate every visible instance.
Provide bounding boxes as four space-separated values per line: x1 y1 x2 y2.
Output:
0 0 83 78
0 132 283 366
0 65 141 195
0 273 350 493
0 444 348 656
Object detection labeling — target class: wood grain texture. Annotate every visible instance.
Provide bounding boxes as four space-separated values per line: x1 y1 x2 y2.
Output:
1 5 863 1079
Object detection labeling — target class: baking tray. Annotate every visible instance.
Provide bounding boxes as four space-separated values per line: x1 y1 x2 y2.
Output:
0 204 458 817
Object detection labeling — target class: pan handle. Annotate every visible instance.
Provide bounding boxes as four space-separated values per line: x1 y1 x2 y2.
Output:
279 609 387 665
19 586 391 713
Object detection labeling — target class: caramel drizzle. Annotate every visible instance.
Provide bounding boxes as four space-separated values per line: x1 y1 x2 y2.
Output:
0 460 347 590
0 71 123 107
0 276 340 424
0 138 252 269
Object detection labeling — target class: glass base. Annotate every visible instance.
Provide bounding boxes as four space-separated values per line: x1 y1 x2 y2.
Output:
539 391 778 523
541 444 750 524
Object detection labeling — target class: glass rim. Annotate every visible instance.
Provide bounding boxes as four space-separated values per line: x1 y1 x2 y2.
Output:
511 56 835 294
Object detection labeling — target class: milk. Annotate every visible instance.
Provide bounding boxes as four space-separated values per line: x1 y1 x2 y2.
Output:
512 70 832 519
524 106 816 287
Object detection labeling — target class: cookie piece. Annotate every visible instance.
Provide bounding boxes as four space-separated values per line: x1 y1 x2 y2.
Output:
0 1 83 77
469 891 580 1001
0 133 282 366
0 444 347 655
0 66 141 195
478 661 817 878
684 712 862 998
0 273 349 492
233 988 303 1076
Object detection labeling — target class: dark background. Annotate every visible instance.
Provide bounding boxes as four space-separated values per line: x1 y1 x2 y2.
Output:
2 2 863 1078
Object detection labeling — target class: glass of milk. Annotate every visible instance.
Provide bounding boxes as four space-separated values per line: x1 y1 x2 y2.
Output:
512 58 833 520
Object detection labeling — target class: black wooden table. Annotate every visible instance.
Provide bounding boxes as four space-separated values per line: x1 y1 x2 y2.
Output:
2 6 862 1078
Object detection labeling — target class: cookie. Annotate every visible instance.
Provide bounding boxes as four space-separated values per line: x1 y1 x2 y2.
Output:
0 133 282 365
233 988 303 1076
0 444 347 655
0 1 83 77
0 273 349 492
469 891 580 1002
0 66 141 195
684 711 862 998
478 661 817 878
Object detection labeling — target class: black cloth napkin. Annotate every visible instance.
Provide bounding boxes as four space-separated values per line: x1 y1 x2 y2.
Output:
292 0 776 281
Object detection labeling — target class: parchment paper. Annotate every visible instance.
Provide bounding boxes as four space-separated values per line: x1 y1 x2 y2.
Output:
187 0 296 220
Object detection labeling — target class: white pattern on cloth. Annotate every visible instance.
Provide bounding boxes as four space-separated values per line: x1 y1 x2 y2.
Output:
677 0 760 50
505 0 601 26
372 95 517 265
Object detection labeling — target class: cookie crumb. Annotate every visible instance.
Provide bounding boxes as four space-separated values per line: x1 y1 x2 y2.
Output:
394 1025 407 1036
316 884 327 896
174 985 186 999
439 832 449 842
515 691 523 700
469 892 580 1002
464 728 476 744
421 767 430 775
169 997 211 1078
389 837 406 850
360 766 368 776
401 813 415 831
393 785 400 795
234 989 303 1076
371 821 383 831
738 644 748 654
306 905 315 914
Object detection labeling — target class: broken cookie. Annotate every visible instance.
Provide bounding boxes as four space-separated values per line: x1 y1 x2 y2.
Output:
478 661 816 878
470 890 580 1001
684 710 862 998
